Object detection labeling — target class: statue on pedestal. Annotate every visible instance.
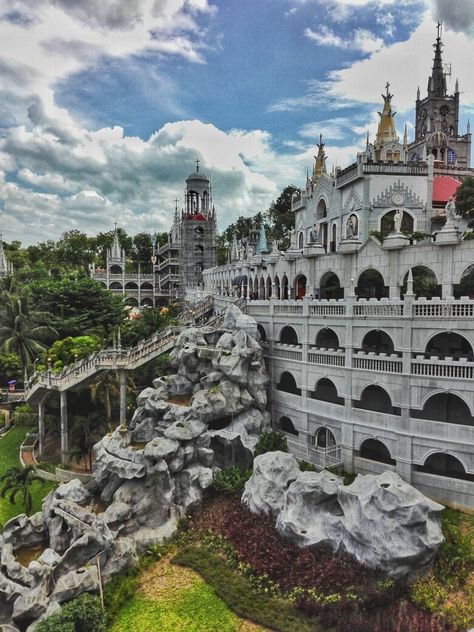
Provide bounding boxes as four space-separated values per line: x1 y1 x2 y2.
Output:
309 223 320 244
393 209 403 234
444 197 458 227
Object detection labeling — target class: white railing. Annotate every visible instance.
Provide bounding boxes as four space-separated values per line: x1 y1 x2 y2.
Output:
308 348 345 366
354 300 404 317
274 303 304 315
309 301 346 316
411 358 474 379
272 344 302 361
352 353 403 373
309 444 342 469
413 299 474 318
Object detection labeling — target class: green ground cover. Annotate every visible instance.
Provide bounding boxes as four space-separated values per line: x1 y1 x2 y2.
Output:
0 426 56 528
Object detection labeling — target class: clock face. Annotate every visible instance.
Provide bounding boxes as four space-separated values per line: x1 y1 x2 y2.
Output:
391 192 405 206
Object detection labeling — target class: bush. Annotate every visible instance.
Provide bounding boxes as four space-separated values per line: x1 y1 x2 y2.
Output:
254 431 288 457
213 466 252 495
298 460 317 472
37 593 106 632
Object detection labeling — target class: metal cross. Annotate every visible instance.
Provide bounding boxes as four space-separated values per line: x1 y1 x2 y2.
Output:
195 158 200 172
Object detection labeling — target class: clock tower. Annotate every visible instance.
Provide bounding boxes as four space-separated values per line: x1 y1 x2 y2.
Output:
409 24 471 168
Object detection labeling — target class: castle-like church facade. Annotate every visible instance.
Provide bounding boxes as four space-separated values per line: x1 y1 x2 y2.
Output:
200 31 474 510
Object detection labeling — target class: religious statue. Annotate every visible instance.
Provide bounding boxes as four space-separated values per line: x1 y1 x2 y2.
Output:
309 223 320 244
289 227 296 248
271 238 279 253
444 196 458 226
393 209 403 234
346 214 358 238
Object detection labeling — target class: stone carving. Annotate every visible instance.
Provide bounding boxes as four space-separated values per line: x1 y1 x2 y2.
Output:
372 180 423 209
444 196 458 227
309 224 320 244
393 209 403 233
346 214 358 238
0 305 270 627
242 452 444 578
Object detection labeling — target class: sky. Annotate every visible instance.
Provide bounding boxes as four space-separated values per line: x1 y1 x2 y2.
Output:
1 0 474 244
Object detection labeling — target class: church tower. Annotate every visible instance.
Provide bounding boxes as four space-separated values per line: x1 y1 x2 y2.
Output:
409 24 471 167
180 160 217 288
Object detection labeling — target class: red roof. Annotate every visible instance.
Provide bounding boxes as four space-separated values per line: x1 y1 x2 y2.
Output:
432 176 461 205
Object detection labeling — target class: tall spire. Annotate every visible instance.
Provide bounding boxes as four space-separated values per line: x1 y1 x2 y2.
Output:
375 83 398 148
110 223 123 260
256 223 269 254
430 22 446 97
312 133 327 184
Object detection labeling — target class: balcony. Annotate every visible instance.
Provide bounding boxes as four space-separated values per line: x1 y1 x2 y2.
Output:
411 356 474 379
352 351 403 373
308 347 345 366
273 343 302 361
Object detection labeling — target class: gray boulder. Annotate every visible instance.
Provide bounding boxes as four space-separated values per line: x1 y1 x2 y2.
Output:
51 566 99 603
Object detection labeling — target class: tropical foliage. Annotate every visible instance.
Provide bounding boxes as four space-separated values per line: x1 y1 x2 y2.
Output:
0 464 44 515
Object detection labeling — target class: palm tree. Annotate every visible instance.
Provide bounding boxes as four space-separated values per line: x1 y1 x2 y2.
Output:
0 465 44 515
90 371 137 424
69 414 97 471
0 295 57 371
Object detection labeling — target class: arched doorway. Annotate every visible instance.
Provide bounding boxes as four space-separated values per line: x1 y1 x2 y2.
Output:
274 275 280 300
359 439 395 465
277 416 299 436
312 378 344 405
313 427 336 449
266 276 272 299
257 324 267 341
281 275 289 300
413 393 473 425
320 272 343 299
295 274 306 300
355 385 394 414
356 269 388 299
416 453 474 482
110 265 123 274
315 328 339 349
454 264 474 298
280 326 299 345
361 330 395 354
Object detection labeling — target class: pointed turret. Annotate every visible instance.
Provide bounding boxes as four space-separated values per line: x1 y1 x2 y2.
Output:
312 134 327 184
256 223 269 254
417 86 420 101
375 83 399 151
109 223 123 260
429 22 447 97
468 119 471 134
403 123 408 150
455 78 459 93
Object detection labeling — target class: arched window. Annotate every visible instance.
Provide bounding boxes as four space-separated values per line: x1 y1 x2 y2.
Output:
401 266 440 299
259 277 265 299
141 282 153 290
313 428 336 449
298 231 304 249
361 330 395 354
330 224 337 252
194 227 204 238
359 439 395 465
355 385 395 414
125 297 138 307
356 269 388 299
109 281 123 290
266 276 272 299
319 272 343 299
295 274 306 300
425 333 473 361
194 244 204 254
413 393 473 426
454 264 474 299
274 275 280 300
110 265 123 274
257 324 267 341
125 282 138 290
417 453 473 482
281 275 289 300
312 378 344 405
280 326 299 345
140 298 153 307
317 198 327 219
315 328 339 349
277 416 299 436
277 371 301 396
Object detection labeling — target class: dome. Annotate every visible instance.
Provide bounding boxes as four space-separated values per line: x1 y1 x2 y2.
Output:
186 170 209 182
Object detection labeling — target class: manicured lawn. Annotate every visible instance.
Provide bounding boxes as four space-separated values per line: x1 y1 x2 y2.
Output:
0 426 56 528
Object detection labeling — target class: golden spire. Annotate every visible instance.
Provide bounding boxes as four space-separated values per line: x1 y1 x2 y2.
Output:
375 83 399 149
312 133 327 183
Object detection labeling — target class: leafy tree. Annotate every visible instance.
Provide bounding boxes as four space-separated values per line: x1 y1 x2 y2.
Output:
0 352 21 387
0 465 44 515
216 234 229 266
121 307 175 346
28 276 125 338
45 335 101 373
89 371 136 423
55 230 96 272
131 232 153 264
0 295 58 371
454 176 474 219
266 185 297 248
254 431 288 457
37 593 106 632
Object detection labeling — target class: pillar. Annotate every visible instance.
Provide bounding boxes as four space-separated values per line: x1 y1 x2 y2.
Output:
119 370 127 426
60 390 68 464
38 400 45 457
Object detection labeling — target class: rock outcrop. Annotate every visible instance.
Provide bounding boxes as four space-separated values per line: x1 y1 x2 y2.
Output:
243 451 444 577
0 305 270 628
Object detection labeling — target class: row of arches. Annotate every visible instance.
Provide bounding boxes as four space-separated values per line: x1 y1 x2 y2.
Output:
274 326 474 361
124 297 168 308
108 281 155 291
276 372 474 425
274 418 473 482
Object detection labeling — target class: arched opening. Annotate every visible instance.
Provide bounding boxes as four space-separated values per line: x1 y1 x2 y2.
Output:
317 198 327 219
313 428 336 449
361 330 395 354
330 224 337 252
194 244 204 254
125 297 139 307
356 269 388 299
312 378 344 405
276 416 299 436
359 439 395 465
109 265 123 274
295 274 306 300
274 275 280 300
257 324 267 341
417 453 474 482
401 266 441 299
125 282 138 290
355 385 395 414
277 371 301 396
141 282 153 290
315 328 339 349
109 281 123 290
280 326 299 345
281 275 289 300
155 297 168 307
413 393 473 426
298 231 304 249
194 226 204 238
322 222 328 252
425 332 473 361
259 277 265 300
380 209 414 236
266 276 272 299
454 264 474 299
140 298 153 307
319 272 343 299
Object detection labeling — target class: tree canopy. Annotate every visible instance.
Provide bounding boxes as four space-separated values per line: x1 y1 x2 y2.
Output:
455 176 474 219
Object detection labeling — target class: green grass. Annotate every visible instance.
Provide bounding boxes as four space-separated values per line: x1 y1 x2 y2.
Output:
0 426 56 528
108 577 244 632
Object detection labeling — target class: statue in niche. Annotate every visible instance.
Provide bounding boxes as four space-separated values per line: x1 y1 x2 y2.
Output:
289 227 296 248
309 223 320 244
393 209 403 234
444 196 458 227
346 214 358 238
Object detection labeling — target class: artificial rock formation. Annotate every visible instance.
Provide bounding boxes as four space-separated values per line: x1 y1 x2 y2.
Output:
0 305 270 628
242 451 444 577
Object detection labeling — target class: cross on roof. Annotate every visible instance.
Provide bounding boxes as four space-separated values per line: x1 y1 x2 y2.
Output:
195 158 200 172
437 21 442 39
385 81 390 95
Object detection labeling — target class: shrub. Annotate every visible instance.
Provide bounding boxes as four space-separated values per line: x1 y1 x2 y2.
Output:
298 460 316 472
213 466 252 495
37 593 106 632
435 508 474 586
104 568 139 623
254 431 288 457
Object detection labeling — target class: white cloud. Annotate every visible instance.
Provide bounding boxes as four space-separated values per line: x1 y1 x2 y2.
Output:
305 26 383 53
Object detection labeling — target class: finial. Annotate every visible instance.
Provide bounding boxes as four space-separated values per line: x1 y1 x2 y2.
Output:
385 81 390 96
416 86 420 100
319 132 323 145
436 20 442 41
455 78 459 93
195 158 200 172
114 221 117 232
366 130 369 150
468 119 471 134
406 268 414 296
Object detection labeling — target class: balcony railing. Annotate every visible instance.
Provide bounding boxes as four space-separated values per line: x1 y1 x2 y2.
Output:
411 357 474 379
413 299 474 318
309 444 342 469
352 352 403 373
274 303 304 315
353 299 404 317
308 348 345 366
272 344 302 361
